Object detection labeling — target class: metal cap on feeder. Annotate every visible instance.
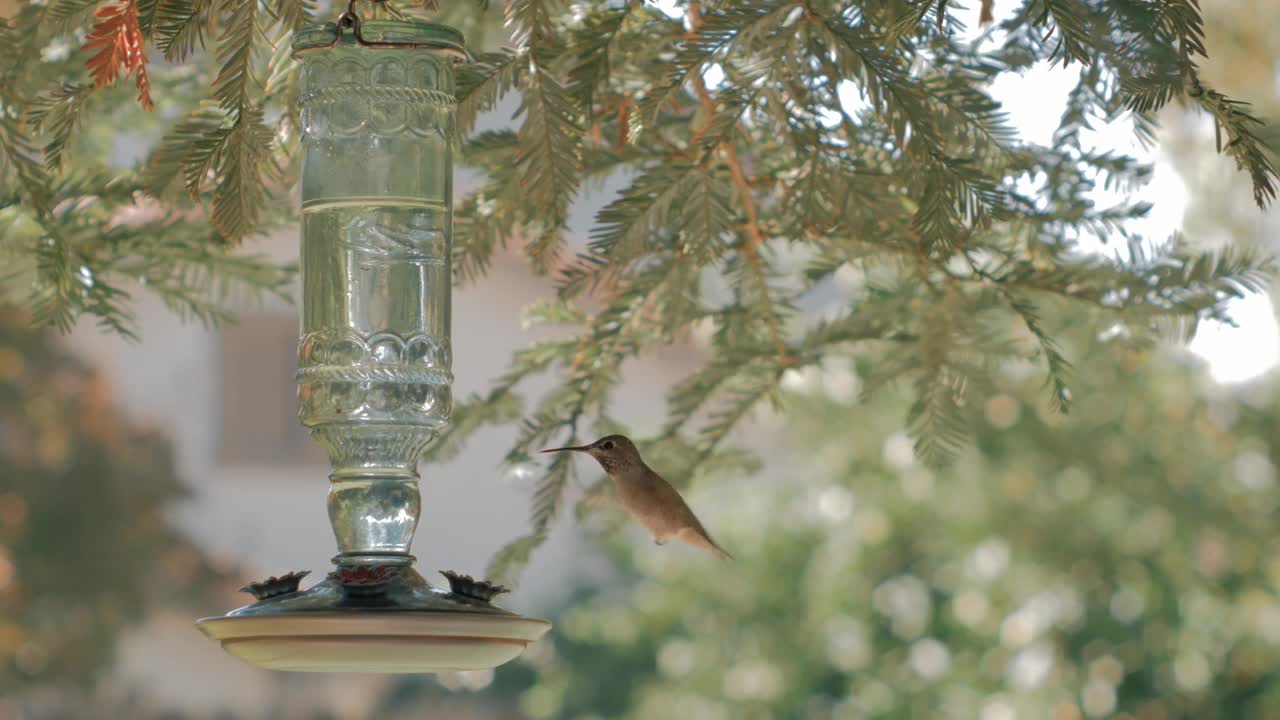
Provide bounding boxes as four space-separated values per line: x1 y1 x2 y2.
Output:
195 2 550 674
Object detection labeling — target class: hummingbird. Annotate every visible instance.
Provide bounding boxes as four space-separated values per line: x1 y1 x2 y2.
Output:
541 435 733 561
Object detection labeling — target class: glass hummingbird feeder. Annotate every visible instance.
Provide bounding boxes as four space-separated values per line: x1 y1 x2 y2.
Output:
195 1 551 673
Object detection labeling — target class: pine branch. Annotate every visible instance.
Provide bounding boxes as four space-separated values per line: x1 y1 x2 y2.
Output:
514 67 580 269
818 16 942 152
28 237 83 336
452 191 508 285
211 110 273 242
633 0 793 136
112 232 294 326
522 298 588 328
212 0 261 117
504 0 556 52
908 363 971 466
455 50 522 132
270 0 314 31
1158 0 1208 58
0 19 19 74
454 132 526 283
676 166 733 266
421 339 574 463
44 0 105 34
886 2 937 40
670 360 784 484
26 84 94 172
1002 291 1073 413
1185 79 1278 208
566 7 628 112
82 0 154 111
964 239 1274 337
145 103 231 197
528 442 576 538
558 163 704 297
0 116 54 213
696 377 773 458
662 309 895 463
146 96 272 243
485 532 543 586
5 168 295 339
419 391 523 463
263 27 302 185
486 258 706 578
486 388 590 583
721 135 787 357
795 311 899 356
661 350 772 438
0 0 1271 582
155 0 211 62
925 73 1018 151
136 0 159 34
1034 0 1097 66
912 156 1007 249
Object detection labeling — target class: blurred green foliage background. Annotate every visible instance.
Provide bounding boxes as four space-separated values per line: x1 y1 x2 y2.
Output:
0 308 228 696
478 321 1280 720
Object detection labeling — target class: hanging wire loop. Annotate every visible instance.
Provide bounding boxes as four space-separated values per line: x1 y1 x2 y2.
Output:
303 0 471 60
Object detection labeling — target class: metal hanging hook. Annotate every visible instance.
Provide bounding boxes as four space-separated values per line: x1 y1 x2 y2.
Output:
309 0 471 61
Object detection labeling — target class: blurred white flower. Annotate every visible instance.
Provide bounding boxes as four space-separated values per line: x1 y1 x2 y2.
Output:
909 638 950 681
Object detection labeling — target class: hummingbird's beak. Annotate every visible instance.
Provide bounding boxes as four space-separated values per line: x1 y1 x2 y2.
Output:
540 445 591 453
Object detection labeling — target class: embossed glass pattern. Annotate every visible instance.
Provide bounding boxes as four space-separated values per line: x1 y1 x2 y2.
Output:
195 23 551 675
295 25 456 562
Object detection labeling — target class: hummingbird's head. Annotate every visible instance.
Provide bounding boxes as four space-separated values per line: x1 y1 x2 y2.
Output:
540 434 641 473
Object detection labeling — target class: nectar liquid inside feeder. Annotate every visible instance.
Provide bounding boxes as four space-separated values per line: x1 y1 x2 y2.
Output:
195 8 550 673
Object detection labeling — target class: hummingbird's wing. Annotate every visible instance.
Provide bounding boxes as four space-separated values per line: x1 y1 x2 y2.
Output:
642 474 732 560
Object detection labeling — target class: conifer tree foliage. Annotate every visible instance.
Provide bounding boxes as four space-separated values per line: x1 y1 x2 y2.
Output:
489 327 1280 720
0 0 1275 580
0 1 297 339
444 0 1279 581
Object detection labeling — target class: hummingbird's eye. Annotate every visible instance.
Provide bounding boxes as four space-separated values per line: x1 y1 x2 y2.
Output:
601 440 615 450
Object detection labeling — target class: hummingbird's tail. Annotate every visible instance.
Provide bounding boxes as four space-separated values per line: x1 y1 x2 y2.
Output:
676 526 734 561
